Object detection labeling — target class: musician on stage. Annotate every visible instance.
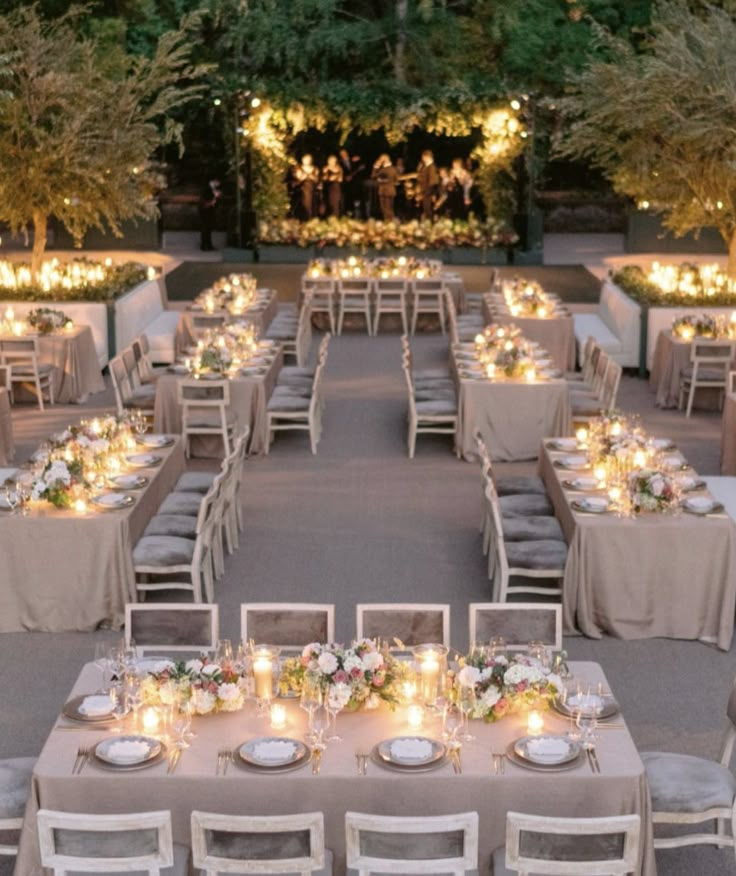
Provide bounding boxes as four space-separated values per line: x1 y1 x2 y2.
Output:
338 148 366 217
294 154 320 220
448 157 473 220
322 155 344 217
416 150 440 220
371 154 399 221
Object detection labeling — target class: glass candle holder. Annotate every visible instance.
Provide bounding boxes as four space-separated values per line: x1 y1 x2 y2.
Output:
412 644 449 708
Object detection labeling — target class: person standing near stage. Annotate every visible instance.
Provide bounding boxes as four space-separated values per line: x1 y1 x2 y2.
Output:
448 157 473 219
416 150 440 220
371 154 399 221
322 155 344 217
198 177 221 251
338 148 366 216
294 154 320 220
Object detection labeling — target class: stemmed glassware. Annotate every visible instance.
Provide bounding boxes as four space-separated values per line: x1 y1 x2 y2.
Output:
442 703 463 744
325 683 351 742
215 639 233 666
171 695 195 749
457 684 476 742
300 671 322 743
93 642 110 692
310 704 329 750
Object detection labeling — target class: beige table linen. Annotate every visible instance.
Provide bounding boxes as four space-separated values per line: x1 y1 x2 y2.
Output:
175 291 279 356
1 326 105 405
153 350 282 457
483 296 576 373
455 359 571 462
722 393 736 474
648 331 730 410
0 439 184 632
15 660 655 876
0 387 13 465
539 443 736 650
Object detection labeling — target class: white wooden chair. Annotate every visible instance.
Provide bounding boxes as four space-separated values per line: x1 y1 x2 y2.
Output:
304 277 337 334
411 278 446 335
345 811 478 875
485 483 567 602
374 278 408 335
400 335 452 382
241 603 335 652
133 484 219 602
679 339 734 417
191 810 331 875
493 811 641 876
641 674 736 861
266 359 324 454
132 335 168 385
445 290 483 345
0 337 54 410
109 354 155 417
124 603 219 655
474 430 548 499
571 359 623 423
356 603 450 647
0 757 36 857
469 603 562 651
267 294 313 366
337 278 373 336
37 809 189 875
402 363 457 459
178 378 234 458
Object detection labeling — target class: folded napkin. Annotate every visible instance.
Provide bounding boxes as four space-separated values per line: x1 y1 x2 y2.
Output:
79 695 113 717
581 497 608 512
686 496 714 512
563 455 588 468
390 737 433 762
554 439 577 452
574 477 599 490
525 737 571 763
251 740 297 764
105 740 151 763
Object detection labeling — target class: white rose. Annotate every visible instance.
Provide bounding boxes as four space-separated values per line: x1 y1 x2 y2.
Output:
480 666 495 682
151 660 175 675
201 664 221 677
361 651 383 672
343 654 363 674
91 439 109 455
317 652 338 675
77 435 90 447
481 686 501 709
457 666 481 688
185 659 204 674
302 642 322 659
504 664 544 686
217 683 243 711
191 688 216 715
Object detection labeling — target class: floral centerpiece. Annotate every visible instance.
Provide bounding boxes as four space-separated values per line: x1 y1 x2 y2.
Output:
307 255 441 280
26 307 73 334
672 314 718 340
456 653 561 722
197 344 232 375
196 273 258 314
628 469 677 513
502 278 553 318
279 639 408 711
140 657 248 715
30 458 87 508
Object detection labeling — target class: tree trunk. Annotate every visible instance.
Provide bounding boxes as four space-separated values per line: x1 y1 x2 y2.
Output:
31 212 48 277
394 0 408 84
729 229 736 279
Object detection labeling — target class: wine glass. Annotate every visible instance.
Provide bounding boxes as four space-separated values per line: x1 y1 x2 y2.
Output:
215 639 233 666
171 698 194 750
311 704 329 751
528 640 550 671
443 703 462 743
575 707 599 749
489 636 506 658
109 682 129 734
457 684 476 742
325 683 350 742
132 410 147 437
93 642 110 691
300 671 322 743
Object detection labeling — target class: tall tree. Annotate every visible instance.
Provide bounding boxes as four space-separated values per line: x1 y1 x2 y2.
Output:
558 1 736 273
0 4 205 271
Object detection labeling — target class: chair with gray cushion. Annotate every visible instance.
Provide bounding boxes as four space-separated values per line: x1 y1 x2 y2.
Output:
178 379 235 459
125 603 219 655
481 474 560 559
491 811 640 875
346 811 478 875
0 757 36 856
679 339 734 417
191 810 332 875
474 431 547 498
37 809 189 875
356 603 450 648
641 674 736 861
469 604 562 652
402 360 457 459
401 335 452 382
241 604 335 653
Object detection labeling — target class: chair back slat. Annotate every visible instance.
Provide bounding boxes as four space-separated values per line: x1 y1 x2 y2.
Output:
469 603 562 651
125 604 219 654
241 603 335 651
356 604 449 647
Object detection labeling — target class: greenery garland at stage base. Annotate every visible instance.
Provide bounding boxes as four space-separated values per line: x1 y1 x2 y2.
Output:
243 97 526 240
258 216 517 251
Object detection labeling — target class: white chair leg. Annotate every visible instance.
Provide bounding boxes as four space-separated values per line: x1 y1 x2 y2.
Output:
411 305 418 335
686 385 695 418
438 298 446 335
337 301 345 335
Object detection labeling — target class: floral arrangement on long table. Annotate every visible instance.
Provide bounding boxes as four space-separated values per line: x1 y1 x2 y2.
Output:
472 322 538 379
140 657 248 715
307 255 441 280
501 278 556 318
456 653 562 722
195 273 259 315
280 639 410 710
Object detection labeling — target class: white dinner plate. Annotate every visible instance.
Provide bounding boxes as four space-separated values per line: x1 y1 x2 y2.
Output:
95 735 161 766
573 496 609 514
376 736 446 767
125 454 162 468
92 493 135 510
110 474 148 490
239 737 309 768
514 734 580 766
137 435 174 449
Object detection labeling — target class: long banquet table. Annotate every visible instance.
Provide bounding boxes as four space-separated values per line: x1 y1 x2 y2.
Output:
153 350 283 457
0 325 105 404
483 294 576 373
539 441 736 649
0 386 13 465
453 355 572 462
14 660 655 875
0 438 185 633
174 290 280 356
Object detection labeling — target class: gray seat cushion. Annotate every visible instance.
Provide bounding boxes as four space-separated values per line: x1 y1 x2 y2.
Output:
184 411 236 428
268 395 310 412
126 390 156 410
642 751 736 812
68 842 190 876
681 366 728 382
415 388 457 402
281 366 315 379
505 539 568 571
415 399 457 415
10 363 54 376
491 846 513 875
133 535 195 567
174 471 217 494
503 515 565 542
278 375 314 388
415 367 452 379
272 386 312 399
157 492 203 516
570 399 602 416
499 494 554 517
496 475 547 497
0 757 36 819
414 377 455 390
144 514 198 539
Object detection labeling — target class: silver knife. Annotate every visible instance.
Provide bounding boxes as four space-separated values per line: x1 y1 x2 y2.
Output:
76 749 90 775
590 747 601 774
167 749 181 775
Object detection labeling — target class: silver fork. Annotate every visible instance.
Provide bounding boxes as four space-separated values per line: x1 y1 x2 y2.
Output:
72 746 86 774
75 747 90 775
216 749 228 775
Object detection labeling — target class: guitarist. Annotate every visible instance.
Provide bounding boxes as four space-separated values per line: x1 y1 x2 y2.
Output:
339 148 366 217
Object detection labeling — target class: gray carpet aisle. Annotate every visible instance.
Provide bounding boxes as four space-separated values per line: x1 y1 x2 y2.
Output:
2 331 736 874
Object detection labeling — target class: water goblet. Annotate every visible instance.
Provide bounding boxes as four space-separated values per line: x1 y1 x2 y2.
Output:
443 703 463 744
93 642 110 691
325 682 351 742
575 707 599 749
489 636 506 658
109 683 129 734
171 700 193 750
457 684 476 742
215 639 233 666
528 640 550 671
300 671 322 743
310 704 329 751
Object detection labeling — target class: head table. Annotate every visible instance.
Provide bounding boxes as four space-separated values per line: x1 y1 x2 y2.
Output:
539 440 736 649
14 660 654 875
648 329 734 410
0 437 184 632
